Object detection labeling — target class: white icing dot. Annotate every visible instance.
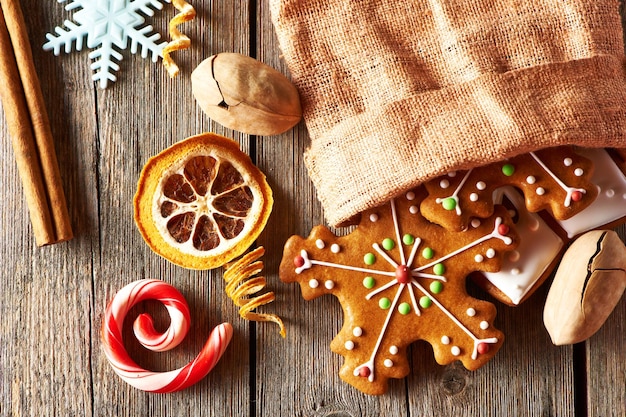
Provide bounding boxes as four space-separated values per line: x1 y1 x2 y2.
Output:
451 346 461 356
369 213 379 222
440 179 450 189
330 243 340 253
353 327 363 337
441 335 450 345
606 189 615 198
480 321 489 330
486 248 496 259
384 359 394 368
466 308 476 317
536 187 545 196
309 279 319 288
345 340 355 350
389 345 399 355
564 158 573 166
315 239 325 249
471 219 481 228
324 280 335 290
406 191 416 201
526 175 536 184
475 181 486 191
508 250 521 262
474 254 484 263
511 267 521 275
409 205 418 214
448 171 457 178
574 168 584 177
623 193 626 200
469 193 479 202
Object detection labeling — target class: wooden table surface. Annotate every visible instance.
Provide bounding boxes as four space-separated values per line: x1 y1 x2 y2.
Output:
1 1 625 416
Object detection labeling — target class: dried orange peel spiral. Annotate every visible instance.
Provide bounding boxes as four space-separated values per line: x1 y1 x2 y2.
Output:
162 0 196 77
224 247 286 337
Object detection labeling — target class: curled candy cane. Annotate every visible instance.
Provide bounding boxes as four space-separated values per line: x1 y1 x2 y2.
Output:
101 279 233 393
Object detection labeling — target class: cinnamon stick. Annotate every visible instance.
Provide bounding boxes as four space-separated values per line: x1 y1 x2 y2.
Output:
0 0 72 246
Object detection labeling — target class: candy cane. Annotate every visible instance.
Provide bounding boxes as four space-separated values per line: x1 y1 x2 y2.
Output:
101 279 233 393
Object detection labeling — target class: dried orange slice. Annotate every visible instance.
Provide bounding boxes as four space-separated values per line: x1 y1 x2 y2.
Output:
134 133 273 269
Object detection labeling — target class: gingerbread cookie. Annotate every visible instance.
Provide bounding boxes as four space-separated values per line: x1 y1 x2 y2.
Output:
420 146 597 232
279 188 519 395
554 147 626 238
472 186 565 306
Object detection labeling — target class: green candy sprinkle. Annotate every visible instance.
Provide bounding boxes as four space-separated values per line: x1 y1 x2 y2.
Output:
402 234 415 245
363 276 375 289
442 197 457 211
430 281 443 294
379 297 391 309
382 238 395 251
364 253 376 265
433 263 445 276
419 296 432 308
422 247 434 259
502 163 515 177
398 302 411 315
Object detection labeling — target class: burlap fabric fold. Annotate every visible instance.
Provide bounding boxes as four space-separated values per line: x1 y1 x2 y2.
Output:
270 0 626 226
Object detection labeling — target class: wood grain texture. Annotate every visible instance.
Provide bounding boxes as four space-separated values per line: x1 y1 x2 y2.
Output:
0 1 624 416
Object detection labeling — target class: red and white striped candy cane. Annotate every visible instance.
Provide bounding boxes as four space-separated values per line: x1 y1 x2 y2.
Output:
101 279 233 393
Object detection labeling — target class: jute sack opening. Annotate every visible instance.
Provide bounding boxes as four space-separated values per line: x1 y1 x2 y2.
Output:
270 0 626 227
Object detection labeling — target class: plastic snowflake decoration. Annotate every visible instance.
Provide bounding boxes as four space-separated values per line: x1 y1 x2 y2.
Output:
279 187 518 395
43 0 170 88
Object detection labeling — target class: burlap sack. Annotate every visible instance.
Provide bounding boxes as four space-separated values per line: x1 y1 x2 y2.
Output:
270 0 626 226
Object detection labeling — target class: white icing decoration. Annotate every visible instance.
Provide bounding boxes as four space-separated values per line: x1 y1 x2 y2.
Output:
526 176 536 184
466 308 476 317
353 327 363 337
451 346 461 356
448 172 457 177
574 168 584 177
529 151 586 207
441 335 450 344
557 148 626 238
476 181 486 190
471 219 481 228
383 359 394 368
435 169 473 216
536 187 545 196
474 254 484 263
470 193 478 202
409 205 419 214
564 158 573 166
440 179 450 189
345 340 355 350
406 191 416 200
606 189 615 198
389 345 399 355
370 213 379 222
480 321 489 330
486 248 496 259
331 244 341 253
483 187 564 304
315 239 325 249
309 279 319 289
325 280 335 290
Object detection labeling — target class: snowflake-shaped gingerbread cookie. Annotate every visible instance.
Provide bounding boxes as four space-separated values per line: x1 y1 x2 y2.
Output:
420 146 597 232
279 188 519 395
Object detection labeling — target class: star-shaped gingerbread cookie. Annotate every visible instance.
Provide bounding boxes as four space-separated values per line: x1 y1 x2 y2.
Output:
420 146 597 232
279 187 519 395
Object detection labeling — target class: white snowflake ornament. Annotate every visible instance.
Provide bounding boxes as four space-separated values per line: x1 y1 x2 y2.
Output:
44 0 171 88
